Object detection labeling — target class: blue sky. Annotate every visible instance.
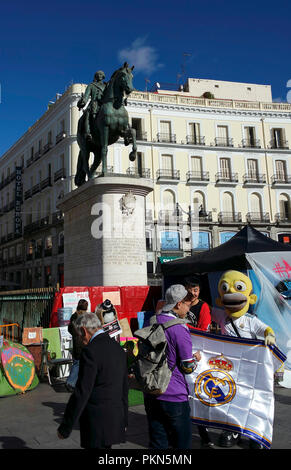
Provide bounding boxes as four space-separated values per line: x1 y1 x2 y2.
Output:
1 0 291 156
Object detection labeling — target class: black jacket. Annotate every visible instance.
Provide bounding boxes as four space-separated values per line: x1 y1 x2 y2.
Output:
58 331 128 448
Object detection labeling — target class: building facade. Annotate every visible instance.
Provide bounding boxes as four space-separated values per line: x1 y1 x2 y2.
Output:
1 78 291 289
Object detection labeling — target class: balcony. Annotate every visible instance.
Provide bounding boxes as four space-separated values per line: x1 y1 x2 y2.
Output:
189 210 213 224
24 189 32 200
270 139 289 149
56 132 66 144
215 172 238 185
275 213 291 225
136 131 147 141
241 138 261 148
43 142 53 154
156 169 180 182
158 210 183 225
215 137 234 147
54 168 66 182
218 212 242 224
126 168 151 178
157 133 176 144
246 212 270 224
186 135 205 145
40 176 52 190
34 150 42 161
271 174 291 186
243 173 266 186
186 171 209 184
31 183 41 196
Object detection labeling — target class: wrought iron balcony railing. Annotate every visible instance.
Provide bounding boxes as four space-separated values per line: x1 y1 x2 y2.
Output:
215 137 234 147
54 168 66 182
186 135 205 145
216 172 238 183
126 168 151 178
56 132 66 144
189 210 213 223
271 174 291 185
243 173 266 184
275 212 291 224
186 171 209 182
218 212 242 223
157 132 176 143
136 131 147 141
270 139 289 149
246 212 270 223
242 138 261 148
158 210 183 224
157 169 180 180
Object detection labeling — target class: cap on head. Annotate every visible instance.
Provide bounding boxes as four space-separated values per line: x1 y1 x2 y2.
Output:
163 284 188 312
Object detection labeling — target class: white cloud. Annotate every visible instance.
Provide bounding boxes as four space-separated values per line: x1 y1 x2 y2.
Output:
118 37 163 75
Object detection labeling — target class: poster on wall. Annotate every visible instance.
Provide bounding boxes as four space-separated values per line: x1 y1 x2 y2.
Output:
62 291 91 313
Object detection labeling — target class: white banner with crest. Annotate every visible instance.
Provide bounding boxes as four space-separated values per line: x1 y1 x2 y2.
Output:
187 329 286 449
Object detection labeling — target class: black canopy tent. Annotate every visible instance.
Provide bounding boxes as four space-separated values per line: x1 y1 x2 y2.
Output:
162 225 291 278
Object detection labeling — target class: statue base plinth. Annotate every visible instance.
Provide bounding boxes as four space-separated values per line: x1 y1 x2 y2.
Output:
58 176 154 286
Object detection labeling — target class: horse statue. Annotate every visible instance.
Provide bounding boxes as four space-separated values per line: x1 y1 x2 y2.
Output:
74 63 137 187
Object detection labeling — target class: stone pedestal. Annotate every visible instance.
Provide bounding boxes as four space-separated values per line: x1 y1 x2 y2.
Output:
58 176 154 286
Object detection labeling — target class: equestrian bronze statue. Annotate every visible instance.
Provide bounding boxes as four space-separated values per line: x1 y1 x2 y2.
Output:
75 63 137 187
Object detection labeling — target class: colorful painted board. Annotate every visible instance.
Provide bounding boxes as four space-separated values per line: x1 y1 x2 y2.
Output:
0 339 35 393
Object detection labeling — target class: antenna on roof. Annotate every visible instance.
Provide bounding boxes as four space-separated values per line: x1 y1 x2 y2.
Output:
145 78 150 91
181 52 191 83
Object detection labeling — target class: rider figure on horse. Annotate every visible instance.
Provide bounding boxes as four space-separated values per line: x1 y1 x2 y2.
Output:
77 70 106 141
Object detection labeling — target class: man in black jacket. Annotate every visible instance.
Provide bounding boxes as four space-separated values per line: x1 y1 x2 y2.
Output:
58 312 128 449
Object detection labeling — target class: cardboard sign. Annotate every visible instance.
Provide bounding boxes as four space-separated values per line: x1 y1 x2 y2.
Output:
22 327 43 345
102 319 122 338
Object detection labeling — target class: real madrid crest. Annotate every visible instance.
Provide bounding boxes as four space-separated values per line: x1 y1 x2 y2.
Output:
194 354 236 407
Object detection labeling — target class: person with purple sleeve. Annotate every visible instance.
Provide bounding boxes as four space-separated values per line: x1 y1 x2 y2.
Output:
144 284 201 449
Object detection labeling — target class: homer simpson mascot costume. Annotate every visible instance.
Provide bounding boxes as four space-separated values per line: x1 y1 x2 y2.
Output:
212 270 276 449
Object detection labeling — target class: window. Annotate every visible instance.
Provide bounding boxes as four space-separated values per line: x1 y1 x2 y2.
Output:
244 126 257 146
192 231 211 251
160 231 180 251
163 189 175 210
272 128 285 148
247 159 258 179
191 156 202 174
222 192 234 213
250 193 262 214
132 118 143 139
188 123 201 144
217 125 229 140
220 158 231 179
161 154 173 172
219 232 236 244
275 160 286 181
279 194 291 219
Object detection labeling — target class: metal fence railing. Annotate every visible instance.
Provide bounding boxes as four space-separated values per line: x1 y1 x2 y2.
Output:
0 287 56 335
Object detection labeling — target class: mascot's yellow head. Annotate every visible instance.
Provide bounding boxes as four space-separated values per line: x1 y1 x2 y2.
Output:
216 270 257 319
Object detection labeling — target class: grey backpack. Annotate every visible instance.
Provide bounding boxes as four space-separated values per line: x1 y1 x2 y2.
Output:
132 316 187 396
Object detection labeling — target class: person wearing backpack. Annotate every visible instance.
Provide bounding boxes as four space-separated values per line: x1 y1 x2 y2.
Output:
142 284 201 449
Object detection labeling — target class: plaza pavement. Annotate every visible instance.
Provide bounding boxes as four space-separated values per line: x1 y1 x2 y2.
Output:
0 380 291 450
